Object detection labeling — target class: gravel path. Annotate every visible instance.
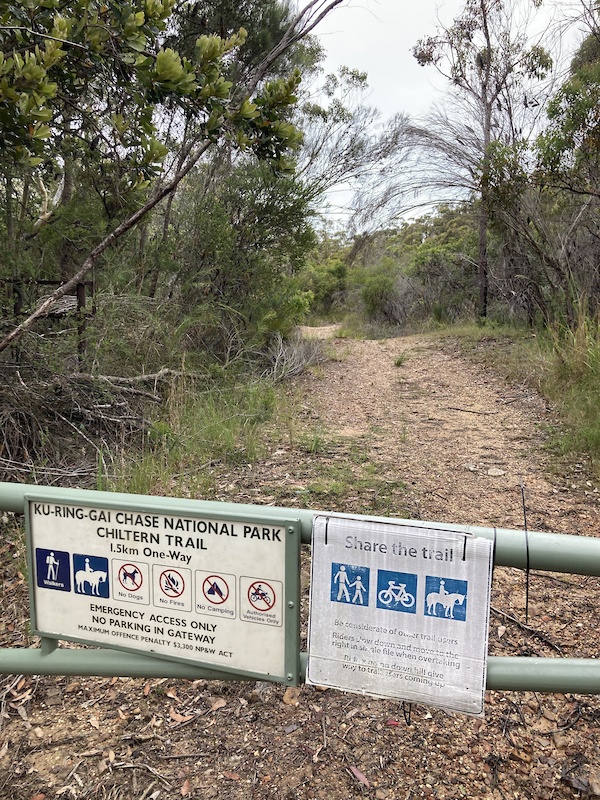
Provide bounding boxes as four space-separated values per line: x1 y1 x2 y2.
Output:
1 329 599 800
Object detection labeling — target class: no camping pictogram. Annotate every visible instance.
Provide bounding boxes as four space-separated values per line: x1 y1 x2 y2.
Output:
118 563 143 592
247 580 276 611
159 568 185 598
202 575 229 605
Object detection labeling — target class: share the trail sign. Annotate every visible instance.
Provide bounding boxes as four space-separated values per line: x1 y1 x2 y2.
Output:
306 515 493 715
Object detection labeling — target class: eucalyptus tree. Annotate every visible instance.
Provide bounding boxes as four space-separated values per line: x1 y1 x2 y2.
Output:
351 0 550 319
411 0 552 318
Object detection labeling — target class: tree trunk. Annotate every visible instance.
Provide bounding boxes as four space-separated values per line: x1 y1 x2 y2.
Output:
478 200 489 319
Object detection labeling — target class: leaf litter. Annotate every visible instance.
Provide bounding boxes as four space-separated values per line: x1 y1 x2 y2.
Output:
1 331 600 799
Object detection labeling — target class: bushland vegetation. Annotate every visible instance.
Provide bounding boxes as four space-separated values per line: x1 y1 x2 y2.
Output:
3 0 600 488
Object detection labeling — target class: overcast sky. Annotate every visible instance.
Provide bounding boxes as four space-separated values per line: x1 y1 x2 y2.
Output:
315 0 466 122
310 0 584 224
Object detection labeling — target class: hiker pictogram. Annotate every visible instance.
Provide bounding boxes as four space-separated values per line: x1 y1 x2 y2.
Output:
35 548 71 592
376 569 417 614
202 575 229 605
330 563 370 606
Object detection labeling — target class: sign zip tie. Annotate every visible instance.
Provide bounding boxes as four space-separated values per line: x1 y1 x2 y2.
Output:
401 701 412 726
462 535 468 561
520 479 531 624
324 517 329 546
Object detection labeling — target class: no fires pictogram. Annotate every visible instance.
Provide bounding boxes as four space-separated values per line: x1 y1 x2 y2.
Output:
159 568 185 598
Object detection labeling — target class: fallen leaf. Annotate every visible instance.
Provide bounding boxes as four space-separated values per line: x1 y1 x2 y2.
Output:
222 771 240 780
166 688 179 700
30 794 46 800
348 765 370 788
386 719 400 727
563 773 590 792
497 625 506 638
143 683 151 697
108 750 115 763
282 687 301 707
89 716 100 730
210 698 227 712
180 778 191 796
169 708 195 724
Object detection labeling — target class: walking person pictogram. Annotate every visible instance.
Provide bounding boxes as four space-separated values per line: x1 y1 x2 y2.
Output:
330 563 370 606
333 564 351 602
350 574 366 604
45 551 59 581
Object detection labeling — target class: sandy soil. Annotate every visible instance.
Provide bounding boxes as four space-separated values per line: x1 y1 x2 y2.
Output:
1 329 599 800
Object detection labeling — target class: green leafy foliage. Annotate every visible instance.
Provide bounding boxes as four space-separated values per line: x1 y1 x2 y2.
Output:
537 61 600 191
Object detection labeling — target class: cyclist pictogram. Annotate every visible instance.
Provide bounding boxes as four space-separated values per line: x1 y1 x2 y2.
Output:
378 580 415 607
118 563 143 592
247 581 276 611
202 575 229 605
376 569 417 614
159 569 185 598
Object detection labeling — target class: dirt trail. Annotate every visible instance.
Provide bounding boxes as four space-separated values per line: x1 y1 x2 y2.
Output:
1 330 599 800
300 331 598 535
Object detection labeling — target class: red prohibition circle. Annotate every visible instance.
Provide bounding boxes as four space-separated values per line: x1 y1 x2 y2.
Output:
202 575 229 605
247 580 275 611
159 569 185 597
118 563 143 591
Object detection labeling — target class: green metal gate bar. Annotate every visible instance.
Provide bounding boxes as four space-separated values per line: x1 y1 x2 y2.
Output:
1 481 599 693
0 648 598 693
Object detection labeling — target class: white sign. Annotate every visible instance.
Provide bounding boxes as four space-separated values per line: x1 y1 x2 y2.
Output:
306 515 493 716
27 500 297 681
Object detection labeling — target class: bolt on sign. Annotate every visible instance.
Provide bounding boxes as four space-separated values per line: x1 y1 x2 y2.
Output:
26 497 301 684
306 515 493 716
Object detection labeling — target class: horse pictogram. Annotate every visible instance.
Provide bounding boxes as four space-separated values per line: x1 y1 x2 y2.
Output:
424 577 468 621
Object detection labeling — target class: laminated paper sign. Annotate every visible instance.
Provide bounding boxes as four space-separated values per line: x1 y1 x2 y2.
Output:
306 515 493 715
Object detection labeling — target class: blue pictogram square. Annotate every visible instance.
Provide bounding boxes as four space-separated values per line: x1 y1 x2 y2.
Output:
330 563 370 606
35 548 71 592
376 570 417 613
424 576 468 621
73 554 110 598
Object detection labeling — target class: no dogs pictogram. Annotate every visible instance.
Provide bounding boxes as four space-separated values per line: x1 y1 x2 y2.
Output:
202 575 229 605
247 581 276 611
118 563 143 592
